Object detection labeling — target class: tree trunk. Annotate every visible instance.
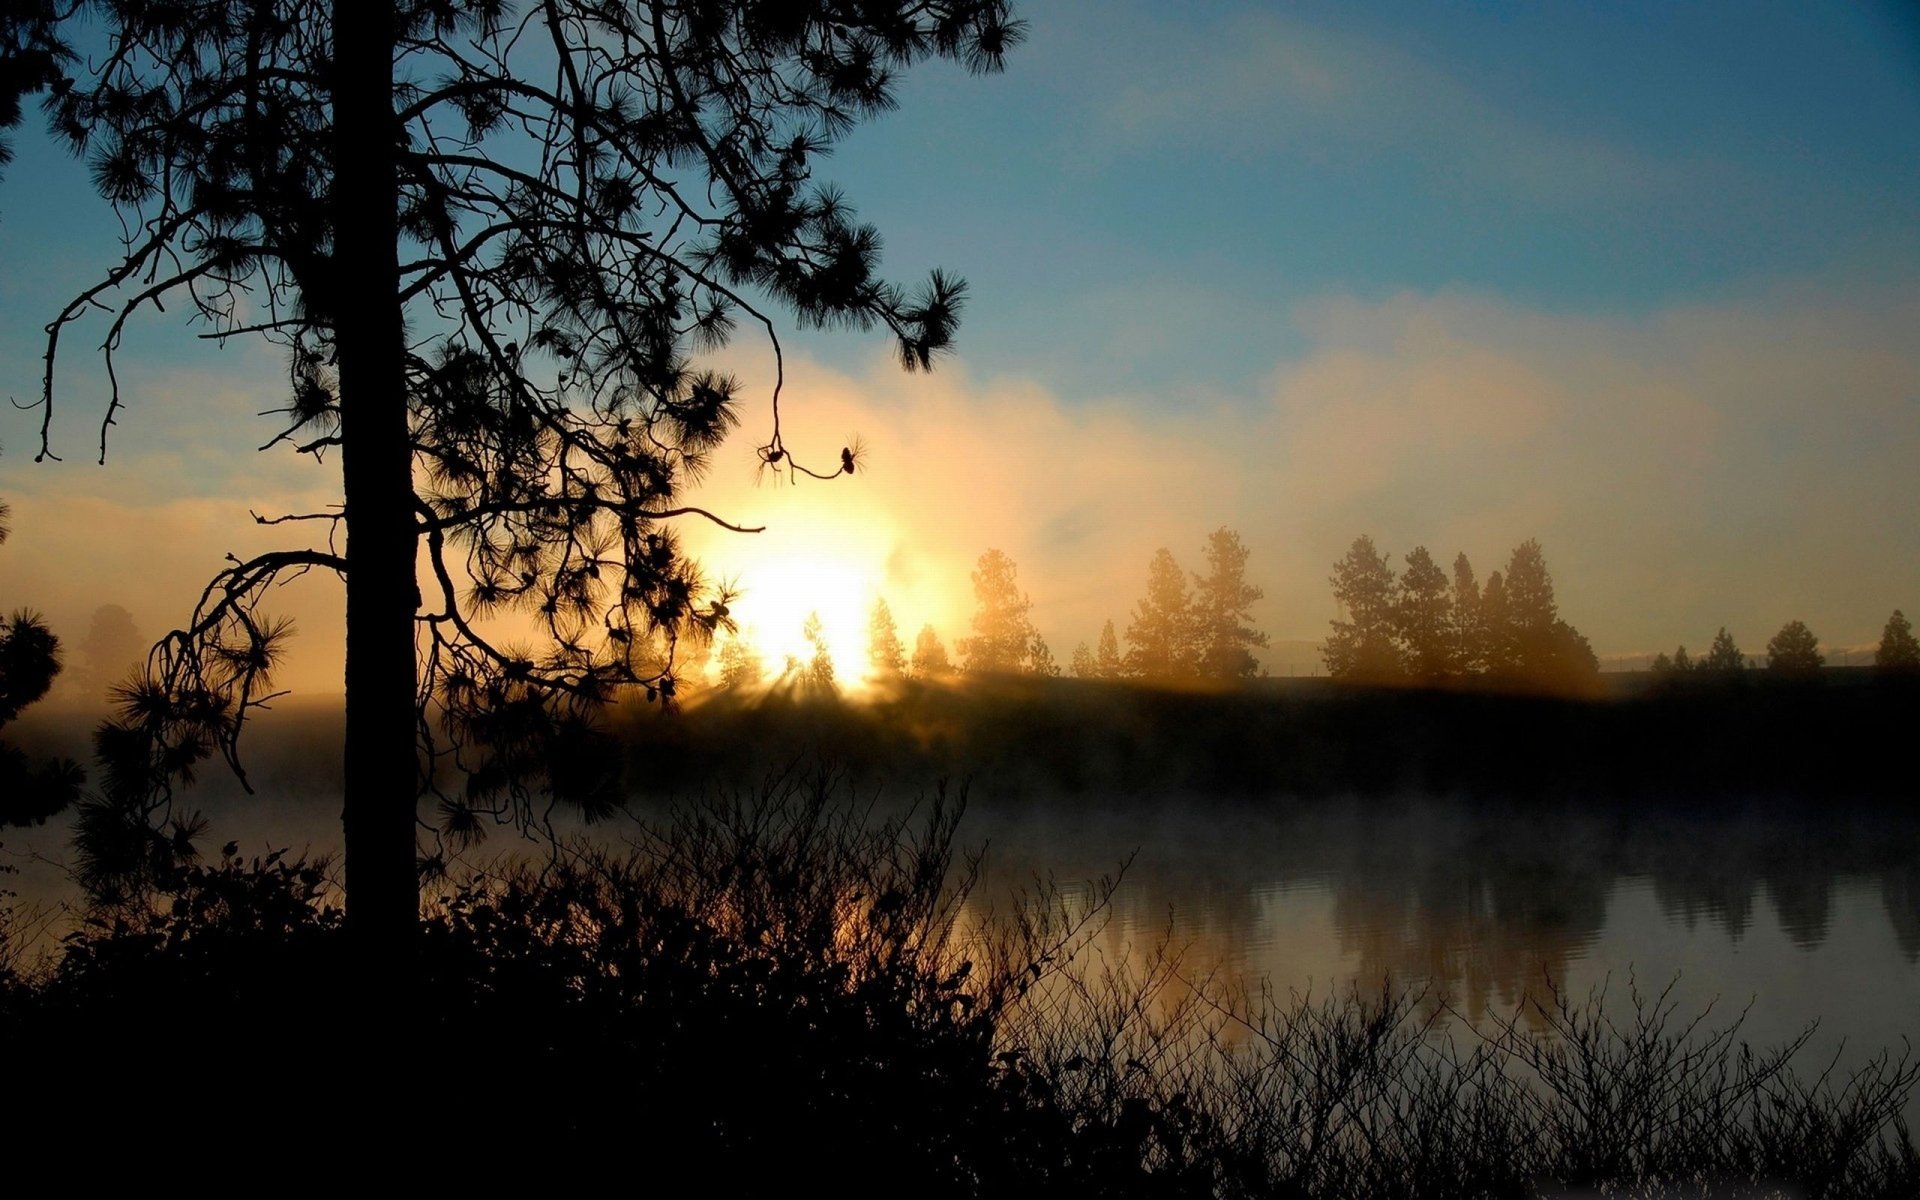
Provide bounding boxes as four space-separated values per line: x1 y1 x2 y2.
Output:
332 0 417 957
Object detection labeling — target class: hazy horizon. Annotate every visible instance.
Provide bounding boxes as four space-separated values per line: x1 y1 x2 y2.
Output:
5 0 1918 696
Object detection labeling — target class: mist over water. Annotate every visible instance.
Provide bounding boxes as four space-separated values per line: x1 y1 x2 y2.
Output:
9 697 1916 1132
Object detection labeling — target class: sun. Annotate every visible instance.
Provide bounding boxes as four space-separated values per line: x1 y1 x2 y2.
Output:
694 499 901 692
730 545 884 682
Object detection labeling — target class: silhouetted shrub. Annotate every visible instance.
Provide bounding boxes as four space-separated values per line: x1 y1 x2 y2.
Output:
4 779 1916 1195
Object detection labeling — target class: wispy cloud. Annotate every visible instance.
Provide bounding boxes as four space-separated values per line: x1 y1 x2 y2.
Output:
1076 9 1695 210
6 278 1917 692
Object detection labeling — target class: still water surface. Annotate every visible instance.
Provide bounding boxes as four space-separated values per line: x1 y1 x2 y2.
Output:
7 774 1916 1106
960 793 1919 1081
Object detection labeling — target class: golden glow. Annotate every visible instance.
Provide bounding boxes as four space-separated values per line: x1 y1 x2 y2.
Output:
731 545 884 687
694 487 957 693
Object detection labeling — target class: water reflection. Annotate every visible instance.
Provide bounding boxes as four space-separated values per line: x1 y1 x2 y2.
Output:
964 794 1920 1036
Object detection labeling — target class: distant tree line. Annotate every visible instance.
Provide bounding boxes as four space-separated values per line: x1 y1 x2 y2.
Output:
1651 609 1920 676
1320 536 1598 690
702 528 1919 698
699 529 1271 694
1067 528 1271 684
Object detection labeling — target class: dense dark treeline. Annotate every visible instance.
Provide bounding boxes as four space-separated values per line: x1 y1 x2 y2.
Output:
627 669 1920 803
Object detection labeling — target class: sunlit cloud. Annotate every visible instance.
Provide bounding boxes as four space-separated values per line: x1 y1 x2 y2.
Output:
5 276 1917 696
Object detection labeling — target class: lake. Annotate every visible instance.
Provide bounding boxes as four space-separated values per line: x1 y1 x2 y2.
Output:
6 701 1917 1120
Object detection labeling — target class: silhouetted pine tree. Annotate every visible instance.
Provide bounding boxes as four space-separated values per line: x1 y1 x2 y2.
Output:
1069 643 1095 678
1702 627 1747 673
1192 528 1268 680
1766 620 1823 674
1094 618 1124 679
1323 536 1404 681
868 599 907 678
5 0 1022 949
1877 610 1919 671
911 625 952 678
803 613 836 692
1479 570 1516 675
59 604 144 703
960 550 1051 674
1126 548 1199 681
1493 540 1596 687
1651 646 1693 675
1450 552 1482 673
1396 546 1454 680
716 635 764 690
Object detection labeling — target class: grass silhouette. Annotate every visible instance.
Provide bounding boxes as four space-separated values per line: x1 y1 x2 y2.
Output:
5 774 1914 1194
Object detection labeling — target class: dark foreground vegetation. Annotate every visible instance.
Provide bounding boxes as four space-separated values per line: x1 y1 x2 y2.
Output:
5 780 1913 1196
628 670 1920 803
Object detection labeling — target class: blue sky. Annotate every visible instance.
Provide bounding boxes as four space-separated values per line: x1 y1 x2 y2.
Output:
3 0 1918 686
802 0 1920 397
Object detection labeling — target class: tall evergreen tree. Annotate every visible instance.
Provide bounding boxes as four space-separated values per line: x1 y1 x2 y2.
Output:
1323 535 1404 680
1652 645 1692 675
1501 539 1558 676
5 0 1022 944
1027 634 1061 678
960 549 1050 674
1069 642 1095 678
1478 570 1516 675
1765 620 1824 674
1094 618 1125 679
1702 627 1747 673
803 612 836 691
1490 539 1595 687
1396 546 1454 680
1449 552 1482 674
867 598 906 678
1192 528 1268 680
911 625 952 678
715 634 764 691
1877 610 1919 671
1126 548 1198 680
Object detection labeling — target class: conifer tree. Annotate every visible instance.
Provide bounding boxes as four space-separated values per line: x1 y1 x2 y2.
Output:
1069 643 1095 678
867 598 907 678
1396 546 1454 680
1876 610 1919 671
1478 570 1516 675
716 635 764 691
1323 536 1404 680
960 549 1050 674
1093 618 1125 679
911 625 952 677
1192 528 1268 680
1489 540 1595 686
1765 620 1824 674
5 0 1023 947
803 612 836 691
1126 548 1198 680
1450 552 1482 674
1702 627 1747 673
